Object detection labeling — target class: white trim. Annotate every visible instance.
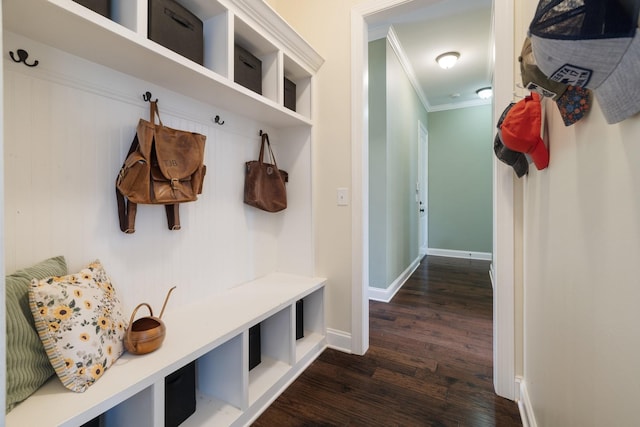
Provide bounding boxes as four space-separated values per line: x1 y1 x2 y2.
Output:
489 263 495 289
516 376 537 427
368 257 421 302
326 328 352 354
426 248 492 261
351 0 423 359
386 26 431 111
352 0 516 402
492 0 517 400
368 23 390 41
428 97 492 112
350 5 369 356
418 121 428 257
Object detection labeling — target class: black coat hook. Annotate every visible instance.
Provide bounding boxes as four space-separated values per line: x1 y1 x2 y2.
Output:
214 115 225 125
9 49 39 67
142 91 157 102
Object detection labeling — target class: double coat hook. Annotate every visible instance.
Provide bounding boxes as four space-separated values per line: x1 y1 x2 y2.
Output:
9 49 39 67
142 91 157 103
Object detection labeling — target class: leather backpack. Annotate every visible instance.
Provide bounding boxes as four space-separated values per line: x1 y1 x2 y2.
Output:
116 101 206 233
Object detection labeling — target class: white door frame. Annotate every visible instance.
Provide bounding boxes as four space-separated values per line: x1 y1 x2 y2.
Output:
418 120 428 257
351 0 516 399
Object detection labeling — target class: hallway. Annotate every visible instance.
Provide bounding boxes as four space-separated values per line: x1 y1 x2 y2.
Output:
253 256 522 426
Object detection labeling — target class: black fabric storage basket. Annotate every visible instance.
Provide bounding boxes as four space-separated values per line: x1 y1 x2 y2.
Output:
295 299 304 340
165 361 196 427
249 323 261 370
284 77 296 111
148 0 204 65
235 45 262 95
79 415 101 427
73 0 111 18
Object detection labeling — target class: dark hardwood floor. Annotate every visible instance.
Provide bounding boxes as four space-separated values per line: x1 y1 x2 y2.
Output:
253 256 522 426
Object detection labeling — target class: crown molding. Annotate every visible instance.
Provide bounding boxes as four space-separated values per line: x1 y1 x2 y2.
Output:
429 97 492 112
386 26 431 111
369 23 390 41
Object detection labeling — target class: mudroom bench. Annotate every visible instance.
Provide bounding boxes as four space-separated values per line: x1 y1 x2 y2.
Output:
6 273 327 427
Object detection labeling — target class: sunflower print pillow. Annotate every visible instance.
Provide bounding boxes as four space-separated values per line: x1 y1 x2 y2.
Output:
29 260 128 393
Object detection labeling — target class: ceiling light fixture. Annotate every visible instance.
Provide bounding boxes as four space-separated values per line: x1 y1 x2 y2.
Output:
436 51 460 69
476 87 493 99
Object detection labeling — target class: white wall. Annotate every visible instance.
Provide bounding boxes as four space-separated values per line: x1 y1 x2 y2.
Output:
265 0 362 339
4 31 313 314
515 4 640 426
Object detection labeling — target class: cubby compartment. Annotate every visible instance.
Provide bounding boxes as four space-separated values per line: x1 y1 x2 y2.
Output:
102 385 156 427
183 334 245 427
284 54 313 118
295 287 325 363
234 15 279 103
176 0 230 76
248 307 292 406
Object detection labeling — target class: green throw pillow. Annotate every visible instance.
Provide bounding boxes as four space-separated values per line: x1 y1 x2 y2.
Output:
5 256 67 412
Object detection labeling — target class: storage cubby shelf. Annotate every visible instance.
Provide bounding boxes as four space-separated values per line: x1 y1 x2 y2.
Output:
4 0 322 127
6 273 326 427
4 0 324 425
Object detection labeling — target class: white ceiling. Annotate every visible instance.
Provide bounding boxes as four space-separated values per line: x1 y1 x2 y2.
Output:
368 0 493 112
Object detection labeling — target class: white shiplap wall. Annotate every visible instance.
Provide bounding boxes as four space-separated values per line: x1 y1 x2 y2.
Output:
4 31 312 315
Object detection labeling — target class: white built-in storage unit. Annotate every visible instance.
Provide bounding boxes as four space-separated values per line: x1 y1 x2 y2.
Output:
2 0 324 426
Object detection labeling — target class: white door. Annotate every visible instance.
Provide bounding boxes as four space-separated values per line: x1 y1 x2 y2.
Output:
418 121 428 257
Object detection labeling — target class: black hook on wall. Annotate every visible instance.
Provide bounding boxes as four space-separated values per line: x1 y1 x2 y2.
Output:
9 49 39 67
213 115 225 125
142 91 158 102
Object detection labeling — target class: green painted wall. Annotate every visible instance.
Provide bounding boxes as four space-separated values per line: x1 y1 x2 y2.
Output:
368 38 427 290
384 41 424 285
368 39 387 287
427 106 493 253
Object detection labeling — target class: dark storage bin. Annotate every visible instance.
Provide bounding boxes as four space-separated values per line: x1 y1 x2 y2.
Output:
284 77 296 111
248 323 261 370
80 415 101 427
73 0 111 18
148 0 204 65
295 299 304 340
235 45 262 95
165 361 196 427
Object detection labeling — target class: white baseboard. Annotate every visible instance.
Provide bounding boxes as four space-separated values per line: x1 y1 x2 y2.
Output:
368 257 421 303
427 248 493 261
516 376 537 427
326 328 352 353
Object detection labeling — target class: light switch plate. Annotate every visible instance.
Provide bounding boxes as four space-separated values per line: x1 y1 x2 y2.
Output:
337 188 349 206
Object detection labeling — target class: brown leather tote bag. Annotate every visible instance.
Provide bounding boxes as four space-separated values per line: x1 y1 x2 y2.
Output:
244 133 288 212
116 101 206 232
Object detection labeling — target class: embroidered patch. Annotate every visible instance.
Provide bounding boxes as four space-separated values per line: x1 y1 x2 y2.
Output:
525 81 559 99
549 64 592 87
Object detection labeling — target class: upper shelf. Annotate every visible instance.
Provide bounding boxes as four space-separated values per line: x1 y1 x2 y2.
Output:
3 0 324 128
